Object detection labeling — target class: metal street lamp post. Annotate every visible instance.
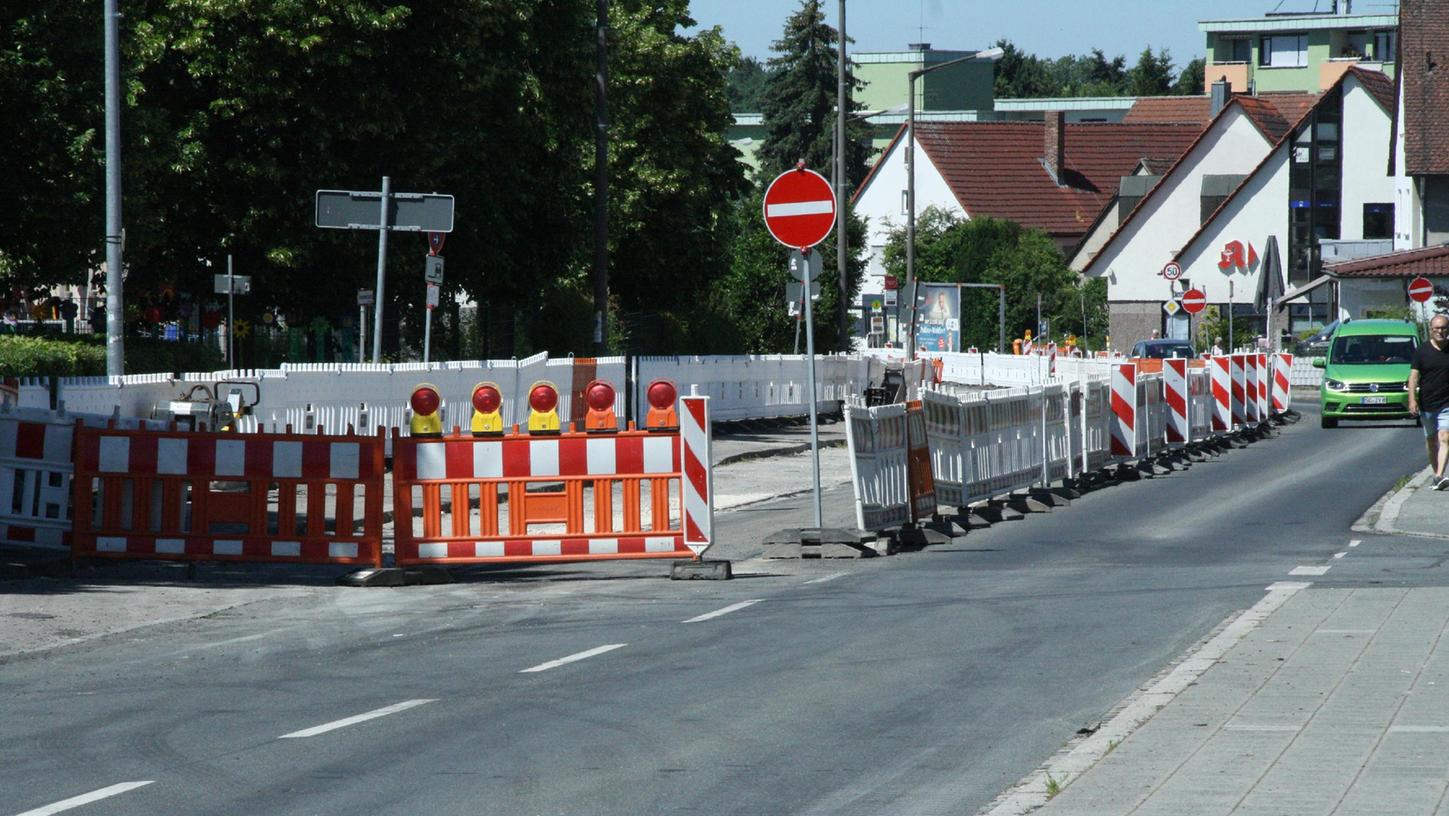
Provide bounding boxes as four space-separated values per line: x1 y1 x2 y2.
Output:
906 47 1002 360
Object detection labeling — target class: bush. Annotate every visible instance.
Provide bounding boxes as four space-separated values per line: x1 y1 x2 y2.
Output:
0 336 225 378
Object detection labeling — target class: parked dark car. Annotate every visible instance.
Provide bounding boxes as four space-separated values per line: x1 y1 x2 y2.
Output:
1130 339 1196 359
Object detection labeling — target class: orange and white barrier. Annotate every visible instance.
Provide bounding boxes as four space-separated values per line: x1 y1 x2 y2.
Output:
1256 353 1271 420
1163 359 1189 445
1230 354 1248 426
71 424 385 564
1272 353 1293 414
1210 356 1232 431
1110 363 1135 457
390 396 713 565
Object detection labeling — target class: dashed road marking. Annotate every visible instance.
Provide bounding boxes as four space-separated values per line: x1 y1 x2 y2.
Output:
13 781 153 816
683 600 762 623
1333 551 1347 559
1290 565 1331 576
804 573 846 585
279 699 435 738
520 644 627 673
1349 539 1362 548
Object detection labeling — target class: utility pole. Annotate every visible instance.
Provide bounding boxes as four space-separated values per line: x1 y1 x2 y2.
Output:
103 0 125 376
836 0 849 348
593 0 610 356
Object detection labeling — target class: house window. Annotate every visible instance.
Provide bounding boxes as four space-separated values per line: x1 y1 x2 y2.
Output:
1260 34 1308 67
1227 38 1251 62
1364 203 1394 239
1373 30 1397 62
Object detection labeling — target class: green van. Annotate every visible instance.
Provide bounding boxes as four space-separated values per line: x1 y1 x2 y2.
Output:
1313 319 1420 428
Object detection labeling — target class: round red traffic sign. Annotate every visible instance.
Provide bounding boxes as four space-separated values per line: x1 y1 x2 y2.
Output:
1161 261 1182 280
1180 288 1207 315
762 167 836 249
1409 276 1435 303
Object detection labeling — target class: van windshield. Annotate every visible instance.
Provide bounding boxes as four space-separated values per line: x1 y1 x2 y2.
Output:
1329 334 1417 364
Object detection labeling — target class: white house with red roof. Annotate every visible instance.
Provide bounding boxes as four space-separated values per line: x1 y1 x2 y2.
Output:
1075 66 1396 347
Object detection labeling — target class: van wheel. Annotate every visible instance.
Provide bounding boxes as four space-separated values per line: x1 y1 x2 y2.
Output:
1321 416 1338 429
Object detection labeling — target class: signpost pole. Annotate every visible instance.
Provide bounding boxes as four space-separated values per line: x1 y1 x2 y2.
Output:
358 305 366 363
227 254 235 369
423 298 433 364
371 175 391 364
1228 280 1235 353
801 250 823 529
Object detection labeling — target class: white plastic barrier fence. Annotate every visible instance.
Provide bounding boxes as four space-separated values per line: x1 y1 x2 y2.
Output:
0 405 167 550
1290 357 1322 387
1139 372 1165 457
1189 368 1214 441
844 402 911 531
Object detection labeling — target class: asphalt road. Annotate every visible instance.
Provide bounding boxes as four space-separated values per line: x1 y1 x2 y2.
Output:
1 403 1430 816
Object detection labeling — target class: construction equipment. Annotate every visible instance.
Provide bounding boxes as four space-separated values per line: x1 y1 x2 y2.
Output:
152 381 259 431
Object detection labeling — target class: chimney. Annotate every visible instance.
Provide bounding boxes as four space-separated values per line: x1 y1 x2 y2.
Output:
1044 111 1065 186
1210 78 1231 116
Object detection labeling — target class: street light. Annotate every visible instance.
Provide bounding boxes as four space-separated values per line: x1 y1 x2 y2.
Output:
905 46 1002 360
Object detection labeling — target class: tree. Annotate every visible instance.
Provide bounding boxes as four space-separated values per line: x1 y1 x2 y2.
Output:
994 39 1061 99
1173 57 1206 96
756 0 871 189
1127 47 1174 97
727 56 771 112
1085 48 1128 92
879 210 1076 350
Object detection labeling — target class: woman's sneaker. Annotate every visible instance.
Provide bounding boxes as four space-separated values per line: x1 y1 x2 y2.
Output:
1436 476 1449 491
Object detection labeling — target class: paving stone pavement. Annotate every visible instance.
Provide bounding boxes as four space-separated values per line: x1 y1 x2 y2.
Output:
1023 586 1449 816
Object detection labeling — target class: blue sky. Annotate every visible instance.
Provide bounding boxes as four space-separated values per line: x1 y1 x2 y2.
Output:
685 0 1357 73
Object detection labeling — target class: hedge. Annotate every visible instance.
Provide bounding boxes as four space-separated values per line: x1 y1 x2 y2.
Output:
0 336 225 378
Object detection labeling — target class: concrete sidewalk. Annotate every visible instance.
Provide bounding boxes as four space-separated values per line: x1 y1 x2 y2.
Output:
1361 464 1449 541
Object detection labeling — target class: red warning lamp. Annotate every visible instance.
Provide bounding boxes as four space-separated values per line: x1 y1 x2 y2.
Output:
583 379 617 432
470 381 504 436
408 383 443 437
645 379 678 432
526 381 561 433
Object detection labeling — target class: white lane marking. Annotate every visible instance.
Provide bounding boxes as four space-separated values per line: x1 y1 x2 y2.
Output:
1290 565 1331 576
13 781 154 816
1268 581 1314 591
1333 552 1348 559
1349 539 1362 548
279 699 435 739
682 600 762 623
765 200 833 217
1389 725 1449 733
520 643 627 673
804 573 846 585
1224 723 1301 732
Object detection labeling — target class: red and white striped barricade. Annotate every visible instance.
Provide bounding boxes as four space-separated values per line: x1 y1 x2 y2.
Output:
1229 354 1248 427
1162 359 1190 445
1244 354 1262 424
1 406 168 551
1210 356 1232 431
1256 353 1271 419
1047 343 1058 377
392 396 713 565
1110 363 1136 458
846 402 910 531
1272 353 1294 414
71 424 385 565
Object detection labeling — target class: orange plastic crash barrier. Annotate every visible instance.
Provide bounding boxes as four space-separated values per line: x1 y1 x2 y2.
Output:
70 422 385 566
391 395 715 566
904 401 936 523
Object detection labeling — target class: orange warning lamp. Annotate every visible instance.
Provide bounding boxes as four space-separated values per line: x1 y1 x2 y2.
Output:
526 381 561 434
408 383 443 438
469 381 504 436
645 379 678 432
583 379 617 432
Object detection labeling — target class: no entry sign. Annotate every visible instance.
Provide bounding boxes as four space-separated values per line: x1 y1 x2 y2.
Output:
1409 276 1435 303
1180 288 1206 315
763 167 836 249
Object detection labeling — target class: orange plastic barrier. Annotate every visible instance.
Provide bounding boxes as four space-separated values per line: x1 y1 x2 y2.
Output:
392 396 714 566
71 423 385 565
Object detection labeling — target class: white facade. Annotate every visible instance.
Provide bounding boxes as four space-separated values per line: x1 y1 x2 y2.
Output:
1175 151 1290 301
854 132 967 293
1339 82 1397 242
1393 79 1424 250
1082 106 1273 300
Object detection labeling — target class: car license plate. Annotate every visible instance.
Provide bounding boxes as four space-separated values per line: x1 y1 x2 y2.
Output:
1362 396 1388 405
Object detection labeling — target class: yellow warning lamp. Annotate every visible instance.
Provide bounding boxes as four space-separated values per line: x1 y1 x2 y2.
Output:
408 383 443 438
525 381 561 434
644 379 678 432
469 381 505 436
583 379 618 433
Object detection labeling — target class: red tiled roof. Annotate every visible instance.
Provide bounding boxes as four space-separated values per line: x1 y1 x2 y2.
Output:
1256 92 1319 132
1235 96 1292 142
1349 66 1397 116
911 121 1202 239
1326 244 1449 278
1400 0 1449 174
1122 97 1212 125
